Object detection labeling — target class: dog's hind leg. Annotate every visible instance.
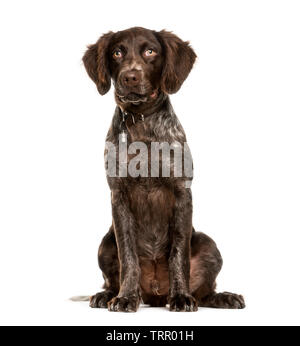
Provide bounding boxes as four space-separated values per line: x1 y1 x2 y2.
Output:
190 231 245 309
89 226 120 308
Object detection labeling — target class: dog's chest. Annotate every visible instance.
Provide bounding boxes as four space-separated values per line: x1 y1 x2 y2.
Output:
128 184 175 259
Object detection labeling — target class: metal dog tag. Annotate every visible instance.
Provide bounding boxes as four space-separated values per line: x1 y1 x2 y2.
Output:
121 130 126 143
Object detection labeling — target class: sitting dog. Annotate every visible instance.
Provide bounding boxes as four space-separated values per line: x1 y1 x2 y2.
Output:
83 27 245 312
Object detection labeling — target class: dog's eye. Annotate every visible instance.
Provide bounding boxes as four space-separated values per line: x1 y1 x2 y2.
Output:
113 50 123 59
144 49 157 57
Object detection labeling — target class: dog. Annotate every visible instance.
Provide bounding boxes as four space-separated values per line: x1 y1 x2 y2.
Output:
82 27 245 312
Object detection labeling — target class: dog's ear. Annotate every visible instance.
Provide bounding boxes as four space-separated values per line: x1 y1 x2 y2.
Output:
82 32 114 95
156 30 196 94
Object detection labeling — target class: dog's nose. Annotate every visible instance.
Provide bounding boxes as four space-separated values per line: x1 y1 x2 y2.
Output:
122 70 141 87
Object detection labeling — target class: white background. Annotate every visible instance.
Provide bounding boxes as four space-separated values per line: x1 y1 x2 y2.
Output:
0 0 299 326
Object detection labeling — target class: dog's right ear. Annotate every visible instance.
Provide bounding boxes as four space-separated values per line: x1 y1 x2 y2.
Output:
82 32 114 95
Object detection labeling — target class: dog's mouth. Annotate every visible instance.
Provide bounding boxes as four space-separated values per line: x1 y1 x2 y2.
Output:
118 92 148 104
117 90 158 105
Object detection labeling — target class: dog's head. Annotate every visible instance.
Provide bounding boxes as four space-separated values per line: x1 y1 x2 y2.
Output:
83 27 196 107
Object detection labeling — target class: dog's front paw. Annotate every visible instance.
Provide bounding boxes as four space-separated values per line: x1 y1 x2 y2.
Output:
168 293 198 312
108 294 141 312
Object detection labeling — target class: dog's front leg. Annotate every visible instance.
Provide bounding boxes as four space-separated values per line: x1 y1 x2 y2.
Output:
168 187 198 312
108 189 141 312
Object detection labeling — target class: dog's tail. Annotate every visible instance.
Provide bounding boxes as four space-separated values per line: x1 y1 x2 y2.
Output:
69 295 90 302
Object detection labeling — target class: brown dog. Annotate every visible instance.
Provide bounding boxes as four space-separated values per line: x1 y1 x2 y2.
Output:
83 27 245 312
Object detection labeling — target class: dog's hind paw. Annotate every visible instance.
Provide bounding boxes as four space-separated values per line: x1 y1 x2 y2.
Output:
89 290 115 308
200 291 245 309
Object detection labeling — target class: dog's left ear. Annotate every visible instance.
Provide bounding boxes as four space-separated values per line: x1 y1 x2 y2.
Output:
156 30 197 94
82 32 114 95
